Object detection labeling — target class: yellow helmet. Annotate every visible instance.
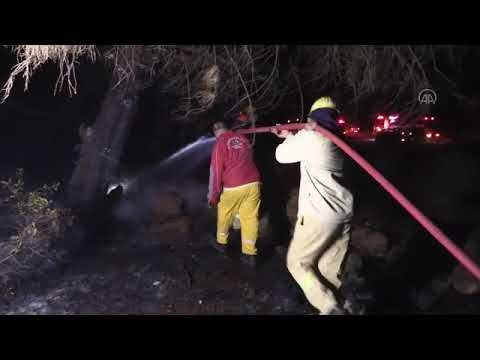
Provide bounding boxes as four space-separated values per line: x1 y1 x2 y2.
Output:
309 96 340 113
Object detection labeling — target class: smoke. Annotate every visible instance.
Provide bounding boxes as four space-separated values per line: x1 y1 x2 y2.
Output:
111 136 216 228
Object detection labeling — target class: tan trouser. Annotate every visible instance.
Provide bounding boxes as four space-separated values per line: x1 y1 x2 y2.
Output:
286 215 351 314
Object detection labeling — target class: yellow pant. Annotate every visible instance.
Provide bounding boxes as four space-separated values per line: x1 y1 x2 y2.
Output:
287 215 351 313
216 182 261 255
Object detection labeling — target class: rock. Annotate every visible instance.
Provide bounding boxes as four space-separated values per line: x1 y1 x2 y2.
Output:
351 227 389 257
153 278 169 299
155 287 168 299
340 253 375 310
258 291 270 303
151 192 184 222
414 276 451 311
450 228 480 295
279 296 299 312
343 253 363 276
148 216 192 238
140 265 151 273
78 285 90 294
29 301 47 310
114 300 126 308
242 284 256 299
245 303 258 314
384 244 405 264
450 266 480 295
344 299 367 315
39 307 50 314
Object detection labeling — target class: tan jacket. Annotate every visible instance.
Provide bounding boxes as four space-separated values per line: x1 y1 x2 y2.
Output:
275 129 353 223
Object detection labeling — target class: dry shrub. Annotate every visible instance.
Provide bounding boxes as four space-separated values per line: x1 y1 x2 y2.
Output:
1 45 96 102
154 45 282 118
2 45 467 118
0 45 282 117
295 45 466 115
0 169 74 284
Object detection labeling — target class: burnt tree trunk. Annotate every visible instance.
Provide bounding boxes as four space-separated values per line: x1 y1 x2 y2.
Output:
67 86 140 214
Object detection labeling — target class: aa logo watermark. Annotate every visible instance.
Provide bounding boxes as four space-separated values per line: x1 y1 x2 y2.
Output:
418 89 437 105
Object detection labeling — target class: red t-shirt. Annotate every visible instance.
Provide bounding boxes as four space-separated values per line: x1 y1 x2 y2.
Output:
208 130 260 204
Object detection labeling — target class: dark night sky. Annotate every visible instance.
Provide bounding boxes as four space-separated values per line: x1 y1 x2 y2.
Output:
0 48 107 185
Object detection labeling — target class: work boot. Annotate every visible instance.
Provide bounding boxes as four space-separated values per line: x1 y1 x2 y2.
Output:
240 254 257 268
209 236 228 255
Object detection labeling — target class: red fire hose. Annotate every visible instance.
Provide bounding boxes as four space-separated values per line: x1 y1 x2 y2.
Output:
236 123 480 280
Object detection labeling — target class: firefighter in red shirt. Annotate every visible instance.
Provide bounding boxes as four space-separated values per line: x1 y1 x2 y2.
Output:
208 120 261 267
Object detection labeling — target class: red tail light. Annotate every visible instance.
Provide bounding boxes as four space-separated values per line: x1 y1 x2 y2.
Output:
426 133 432 139
435 133 440 137
338 119 345 124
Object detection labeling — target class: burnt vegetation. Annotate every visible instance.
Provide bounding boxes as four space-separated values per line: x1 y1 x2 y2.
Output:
0 45 479 314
